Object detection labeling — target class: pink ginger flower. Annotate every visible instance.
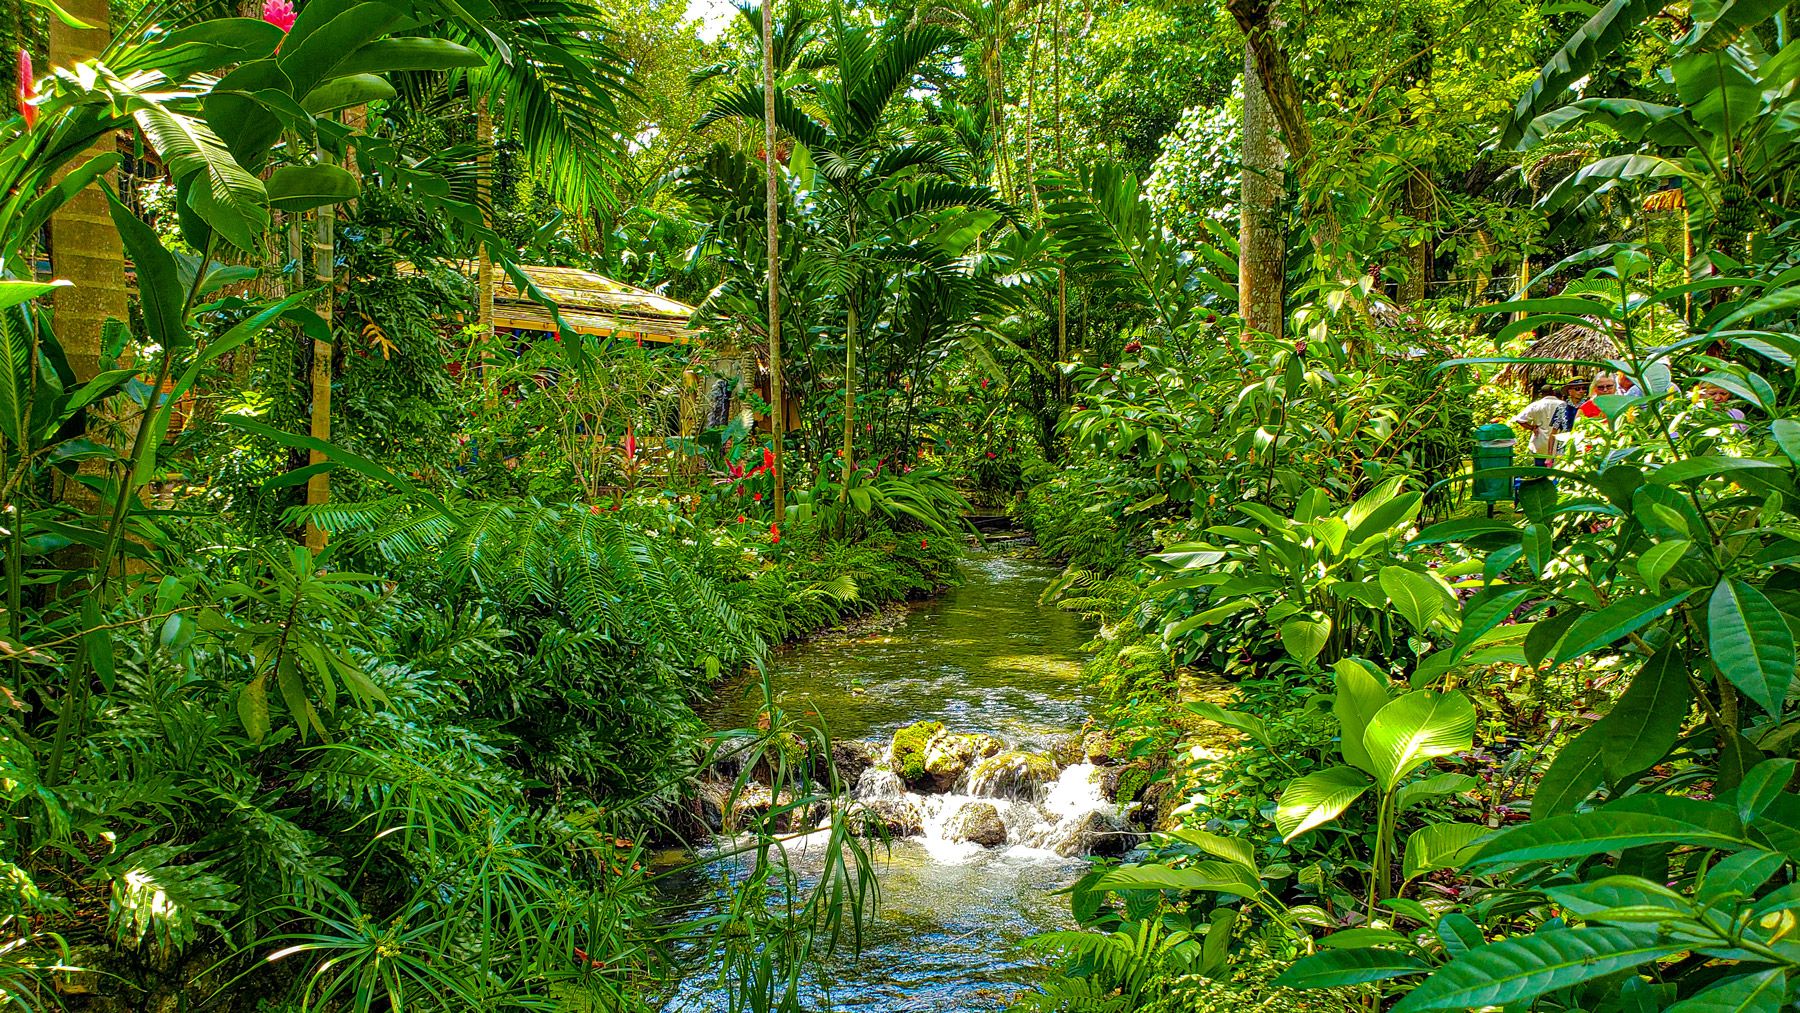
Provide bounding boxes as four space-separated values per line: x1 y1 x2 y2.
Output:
624 427 636 461
16 50 33 129
262 0 296 32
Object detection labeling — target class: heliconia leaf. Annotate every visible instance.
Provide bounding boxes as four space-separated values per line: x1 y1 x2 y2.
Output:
1403 822 1488 881
1362 691 1476 792
1390 926 1686 1012
1708 579 1796 715
1279 616 1331 665
1272 947 1430 989
1380 565 1450 632
1333 658 1390 774
1275 766 1370 841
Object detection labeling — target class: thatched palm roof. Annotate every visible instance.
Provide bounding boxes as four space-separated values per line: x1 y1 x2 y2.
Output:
1497 322 1620 390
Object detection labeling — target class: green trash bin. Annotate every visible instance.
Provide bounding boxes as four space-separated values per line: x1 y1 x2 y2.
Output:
1472 423 1516 504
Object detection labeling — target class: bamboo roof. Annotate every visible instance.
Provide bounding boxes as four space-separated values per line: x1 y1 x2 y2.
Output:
493 265 699 345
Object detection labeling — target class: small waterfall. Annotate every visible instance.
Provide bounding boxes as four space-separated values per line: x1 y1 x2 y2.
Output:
835 736 1135 861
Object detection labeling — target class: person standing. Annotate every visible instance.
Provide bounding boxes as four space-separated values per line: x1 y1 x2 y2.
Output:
1511 380 1579 465
1578 373 1618 419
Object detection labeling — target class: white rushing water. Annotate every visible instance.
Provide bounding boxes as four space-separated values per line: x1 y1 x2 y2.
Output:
854 752 1131 864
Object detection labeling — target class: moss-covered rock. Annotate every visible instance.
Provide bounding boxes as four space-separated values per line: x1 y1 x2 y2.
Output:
968 750 1059 799
944 800 1008 847
922 731 1004 791
889 720 944 785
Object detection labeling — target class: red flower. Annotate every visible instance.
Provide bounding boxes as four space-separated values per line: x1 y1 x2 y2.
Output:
986 451 996 459
737 514 746 524
763 447 776 472
1124 340 1141 353
980 377 988 389
15 50 33 129
753 492 763 502
730 462 744 479
769 522 781 545
589 504 601 514
624 427 636 461
920 539 928 549
261 0 295 32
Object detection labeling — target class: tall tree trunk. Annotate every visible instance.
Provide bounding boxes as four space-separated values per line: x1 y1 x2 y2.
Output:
47 0 124 391
476 98 494 350
1239 43 1285 340
840 296 856 505
304 139 335 551
763 0 785 521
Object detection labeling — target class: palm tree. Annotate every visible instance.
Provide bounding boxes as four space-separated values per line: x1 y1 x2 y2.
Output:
700 7 1009 503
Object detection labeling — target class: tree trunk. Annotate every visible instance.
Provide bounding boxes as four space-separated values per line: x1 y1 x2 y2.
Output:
840 297 856 504
47 0 125 391
763 0 785 521
1239 43 1285 340
476 98 494 349
1399 170 1430 305
304 140 335 552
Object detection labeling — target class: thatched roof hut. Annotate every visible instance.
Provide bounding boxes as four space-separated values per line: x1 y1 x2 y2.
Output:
1497 322 1620 391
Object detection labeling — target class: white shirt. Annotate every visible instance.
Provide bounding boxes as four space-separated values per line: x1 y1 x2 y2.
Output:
1512 396 1573 457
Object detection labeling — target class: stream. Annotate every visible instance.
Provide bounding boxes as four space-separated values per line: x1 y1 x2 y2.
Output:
675 547 1134 1011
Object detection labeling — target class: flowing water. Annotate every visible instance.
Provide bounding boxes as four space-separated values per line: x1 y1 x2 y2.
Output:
678 548 1118 1011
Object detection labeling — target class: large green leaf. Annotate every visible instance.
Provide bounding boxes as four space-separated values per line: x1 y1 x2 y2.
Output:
278 2 407 102
1553 590 1693 665
1380 566 1449 632
1278 616 1330 665
1391 926 1686 1012
1450 586 1536 660
1403 822 1488 881
1362 691 1476 792
1275 766 1370 842
1535 720 1607 818
1708 579 1796 715
1667 969 1785 1013
1094 861 1259 899
134 105 269 252
298 73 397 115
1333 658 1390 774
1600 645 1693 780
103 187 185 352
330 37 485 75
266 165 362 212
1501 0 1665 149
1473 799 1746 869
1273 947 1430 989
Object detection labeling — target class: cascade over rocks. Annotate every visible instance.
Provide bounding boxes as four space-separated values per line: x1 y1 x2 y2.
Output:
943 800 1008 846
968 750 1059 800
922 731 1004 791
